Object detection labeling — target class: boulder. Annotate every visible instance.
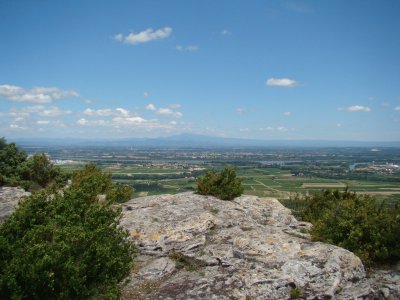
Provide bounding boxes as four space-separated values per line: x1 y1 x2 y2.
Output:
120 192 382 299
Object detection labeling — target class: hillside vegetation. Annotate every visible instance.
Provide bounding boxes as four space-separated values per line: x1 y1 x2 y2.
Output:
0 139 135 298
0 138 66 190
295 189 400 265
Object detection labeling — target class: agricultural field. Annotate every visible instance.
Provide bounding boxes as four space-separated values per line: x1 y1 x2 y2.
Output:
23 145 400 203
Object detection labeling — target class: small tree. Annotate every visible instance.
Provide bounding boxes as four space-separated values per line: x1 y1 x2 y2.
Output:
0 164 135 299
196 166 244 200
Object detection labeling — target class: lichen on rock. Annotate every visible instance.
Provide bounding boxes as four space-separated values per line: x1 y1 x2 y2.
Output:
120 192 389 299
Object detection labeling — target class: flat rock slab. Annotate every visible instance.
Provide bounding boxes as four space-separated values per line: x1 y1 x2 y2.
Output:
120 192 379 299
0 186 30 223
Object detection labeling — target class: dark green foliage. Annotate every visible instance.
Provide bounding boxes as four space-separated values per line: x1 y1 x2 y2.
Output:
196 166 244 200
0 138 66 190
300 189 400 265
0 164 135 299
0 138 28 186
71 163 133 203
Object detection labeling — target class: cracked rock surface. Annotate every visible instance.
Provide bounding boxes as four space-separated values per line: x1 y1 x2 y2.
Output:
0 186 30 223
121 192 399 299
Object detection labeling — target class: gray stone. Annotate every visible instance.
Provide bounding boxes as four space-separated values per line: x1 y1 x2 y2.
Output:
0 186 31 223
120 192 397 299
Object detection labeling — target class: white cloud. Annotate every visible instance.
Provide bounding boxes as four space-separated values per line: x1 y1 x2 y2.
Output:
3 105 70 118
146 103 156 111
236 108 246 115
9 124 23 129
83 108 113 116
221 29 232 36
146 103 182 118
395 106 400 111
77 118 89 126
283 111 291 116
170 120 177 125
39 106 72 117
259 126 289 132
115 107 130 117
176 45 199 52
337 123 342 127
0 84 79 103
116 27 172 45
112 116 146 126
239 128 250 132
36 120 50 125
143 91 149 97
259 127 275 131
277 126 289 132
347 105 371 112
266 78 298 88
157 107 182 118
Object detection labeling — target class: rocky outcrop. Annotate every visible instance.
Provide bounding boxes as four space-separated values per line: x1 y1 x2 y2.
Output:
0 186 31 223
1 188 398 298
120 192 397 299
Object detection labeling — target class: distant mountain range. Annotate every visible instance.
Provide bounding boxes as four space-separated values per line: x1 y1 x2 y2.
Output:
11 133 400 148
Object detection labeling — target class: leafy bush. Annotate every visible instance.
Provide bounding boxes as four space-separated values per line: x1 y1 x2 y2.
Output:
300 189 400 265
0 164 135 299
71 163 133 203
196 166 244 200
0 138 66 190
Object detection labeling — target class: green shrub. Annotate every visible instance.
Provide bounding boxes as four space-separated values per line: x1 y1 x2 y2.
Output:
0 138 66 190
72 163 133 203
300 189 400 265
196 166 244 200
0 164 135 299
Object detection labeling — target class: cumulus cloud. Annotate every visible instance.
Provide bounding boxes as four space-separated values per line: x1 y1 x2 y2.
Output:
176 45 199 52
146 103 182 118
83 108 132 117
266 78 298 88
77 118 89 126
146 103 156 111
347 105 371 112
239 128 250 132
0 84 79 103
39 106 72 117
157 107 182 118
143 91 149 98
36 120 50 125
115 27 172 45
395 106 400 111
283 111 291 116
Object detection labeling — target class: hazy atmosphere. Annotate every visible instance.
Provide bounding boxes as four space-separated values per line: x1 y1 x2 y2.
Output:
1 0 399 141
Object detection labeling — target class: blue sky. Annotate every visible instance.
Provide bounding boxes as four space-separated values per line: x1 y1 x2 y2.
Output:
1 0 399 141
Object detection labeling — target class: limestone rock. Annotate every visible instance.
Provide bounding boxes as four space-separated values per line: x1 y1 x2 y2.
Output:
120 192 384 299
0 186 31 223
